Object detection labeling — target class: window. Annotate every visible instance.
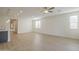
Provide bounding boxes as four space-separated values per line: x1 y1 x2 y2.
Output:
70 16 78 29
35 20 41 29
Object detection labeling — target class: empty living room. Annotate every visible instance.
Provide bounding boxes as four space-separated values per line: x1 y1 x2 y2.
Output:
0 7 79 51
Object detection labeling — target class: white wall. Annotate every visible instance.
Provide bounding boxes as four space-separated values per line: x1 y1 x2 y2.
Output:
0 16 10 30
18 17 32 33
33 11 79 39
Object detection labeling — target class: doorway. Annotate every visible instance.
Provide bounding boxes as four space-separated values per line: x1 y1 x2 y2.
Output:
10 19 18 34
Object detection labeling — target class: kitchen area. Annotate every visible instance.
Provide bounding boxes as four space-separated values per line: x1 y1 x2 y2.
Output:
0 19 11 43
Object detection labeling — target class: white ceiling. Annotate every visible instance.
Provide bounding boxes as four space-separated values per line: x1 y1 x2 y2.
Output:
0 7 79 19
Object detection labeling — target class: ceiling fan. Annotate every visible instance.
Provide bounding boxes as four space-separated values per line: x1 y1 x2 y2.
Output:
42 7 55 14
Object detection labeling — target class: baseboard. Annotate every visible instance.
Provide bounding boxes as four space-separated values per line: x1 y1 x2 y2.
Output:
17 31 33 34
33 32 79 40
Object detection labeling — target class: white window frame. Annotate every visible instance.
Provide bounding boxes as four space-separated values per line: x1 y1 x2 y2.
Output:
35 20 41 29
69 15 78 29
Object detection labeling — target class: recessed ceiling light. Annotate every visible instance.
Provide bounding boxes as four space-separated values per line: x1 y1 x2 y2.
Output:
20 10 23 13
17 13 20 16
17 10 23 16
6 19 10 23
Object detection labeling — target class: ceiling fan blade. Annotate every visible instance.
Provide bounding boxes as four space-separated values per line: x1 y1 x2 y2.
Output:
48 11 53 13
43 7 48 9
48 7 55 10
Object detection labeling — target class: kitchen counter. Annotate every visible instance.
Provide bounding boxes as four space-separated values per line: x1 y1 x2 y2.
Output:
0 30 10 43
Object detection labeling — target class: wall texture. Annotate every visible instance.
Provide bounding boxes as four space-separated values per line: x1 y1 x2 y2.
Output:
18 17 32 33
33 11 79 39
0 16 10 30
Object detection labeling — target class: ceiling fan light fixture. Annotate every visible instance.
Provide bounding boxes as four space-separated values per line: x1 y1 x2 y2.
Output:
42 7 55 14
43 10 49 14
